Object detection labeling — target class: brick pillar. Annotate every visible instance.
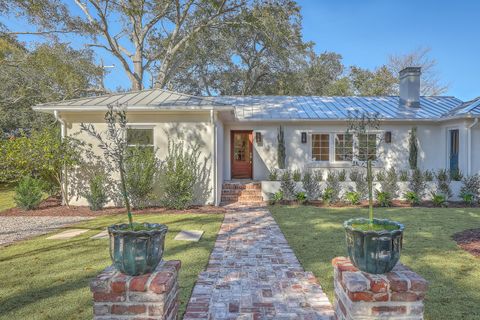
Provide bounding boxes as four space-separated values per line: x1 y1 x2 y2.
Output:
90 260 181 320
332 257 428 320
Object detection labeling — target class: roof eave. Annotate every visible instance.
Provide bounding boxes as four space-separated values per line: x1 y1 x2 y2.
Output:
32 105 235 113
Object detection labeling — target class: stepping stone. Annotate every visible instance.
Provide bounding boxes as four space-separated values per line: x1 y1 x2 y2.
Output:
90 230 109 239
47 229 89 240
174 230 204 242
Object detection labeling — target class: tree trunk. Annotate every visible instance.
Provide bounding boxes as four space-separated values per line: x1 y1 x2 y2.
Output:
367 159 373 225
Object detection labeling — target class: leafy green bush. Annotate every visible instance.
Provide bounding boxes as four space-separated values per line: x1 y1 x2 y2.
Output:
268 168 278 181
379 167 398 198
84 174 108 211
460 174 480 200
349 169 367 199
460 192 475 206
160 141 201 209
322 187 335 205
314 170 323 181
269 191 283 205
424 170 434 182
325 171 340 203
376 190 391 207
295 192 307 204
345 191 360 205
436 169 452 199
125 146 158 209
431 192 448 207
376 171 386 182
292 169 302 182
302 171 320 201
409 169 426 199
450 169 463 181
280 170 296 200
399 170 409 182
14 176 43 210
338 169 346 182
404 191 420 206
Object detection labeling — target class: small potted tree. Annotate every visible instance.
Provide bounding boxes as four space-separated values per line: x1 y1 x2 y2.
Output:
81 103 167 276
343 111 404 274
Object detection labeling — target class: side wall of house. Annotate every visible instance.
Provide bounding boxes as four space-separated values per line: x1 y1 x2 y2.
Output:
61 111 215 207
223 121 472 181
471 124 480 175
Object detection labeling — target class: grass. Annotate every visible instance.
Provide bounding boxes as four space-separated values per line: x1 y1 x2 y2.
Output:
0 185 15 212
270 205 480 320
0 213 223 320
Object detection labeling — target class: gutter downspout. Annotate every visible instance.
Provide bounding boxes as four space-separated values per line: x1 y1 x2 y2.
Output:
467 118 479 175
54 111 67 206
210 109 217 206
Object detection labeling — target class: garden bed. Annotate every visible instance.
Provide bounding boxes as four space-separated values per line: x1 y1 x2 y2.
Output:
453 228 480 257
0 196 226 216
272 199 479 208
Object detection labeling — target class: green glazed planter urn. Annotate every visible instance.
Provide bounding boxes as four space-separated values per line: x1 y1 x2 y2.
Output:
108 223 168 276
344 218 404 274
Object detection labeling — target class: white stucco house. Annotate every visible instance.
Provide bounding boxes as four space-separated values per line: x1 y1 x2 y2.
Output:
33 67 480 206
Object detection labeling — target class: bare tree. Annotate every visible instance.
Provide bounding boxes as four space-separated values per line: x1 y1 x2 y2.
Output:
388 47 448 95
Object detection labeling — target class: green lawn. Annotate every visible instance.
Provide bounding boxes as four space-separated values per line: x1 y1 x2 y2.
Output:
0 213 223 320
270 205 480 320
0 185 15 212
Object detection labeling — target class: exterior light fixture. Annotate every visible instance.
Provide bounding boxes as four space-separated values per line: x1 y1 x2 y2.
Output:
255 132 262 144
301 132 307 143
384 131 392 143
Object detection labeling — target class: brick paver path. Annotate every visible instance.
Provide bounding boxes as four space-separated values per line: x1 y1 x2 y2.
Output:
184 206 334 320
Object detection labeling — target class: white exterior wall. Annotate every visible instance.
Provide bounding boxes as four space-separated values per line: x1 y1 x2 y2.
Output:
62 111 215 206
472 125 480 175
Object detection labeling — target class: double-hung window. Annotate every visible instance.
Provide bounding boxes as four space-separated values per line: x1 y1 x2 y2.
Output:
358 133 377 161
335 133 353 161
311 134 330 161
126 127 154 151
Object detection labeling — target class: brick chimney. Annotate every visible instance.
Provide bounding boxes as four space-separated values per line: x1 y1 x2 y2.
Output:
399 67 421 108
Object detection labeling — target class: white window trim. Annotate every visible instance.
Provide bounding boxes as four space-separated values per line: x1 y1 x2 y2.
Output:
126 125 156 149
309 132 331 163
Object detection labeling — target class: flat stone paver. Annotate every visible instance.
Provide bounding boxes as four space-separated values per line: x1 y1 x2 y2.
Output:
184 205 334 320
174 230 204 242
46 228 90 240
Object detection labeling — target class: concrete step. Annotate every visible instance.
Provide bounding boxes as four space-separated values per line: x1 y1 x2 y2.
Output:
222 182 261 190
221 189 262 196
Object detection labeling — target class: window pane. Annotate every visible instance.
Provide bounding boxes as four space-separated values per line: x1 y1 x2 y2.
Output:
335 133 353 161
312 134 329 161
127 128 153 146
358 134 377 161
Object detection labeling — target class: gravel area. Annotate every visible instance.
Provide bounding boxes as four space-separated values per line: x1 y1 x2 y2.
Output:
0 216 91 246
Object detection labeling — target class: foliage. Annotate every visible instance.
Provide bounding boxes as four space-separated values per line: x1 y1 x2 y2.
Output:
345 191 360 205
376 171 385 182
292 169 302 182
409 169 426 198
295 192 307 204
84 174 108 211
450 169 463 181
322 187 335 206
14 176 43 210
404 191 420 206
280 170 296 201
125 146 159 209
301 171 321 201
277 126 286 169
460 174 480 199
325 171 340 203
80 104 134 227
436 169 452 199
270 191 284 205
399 170 409 182
409 127 418 170
314 170 323 181
424 170 434 182
349 169 368 199
160 140 202 210
431 192 448 207
460 193 475 206
375 190 392 207
348 65 397 96
379 167 398 198
268 168 278 181
337 169 346 182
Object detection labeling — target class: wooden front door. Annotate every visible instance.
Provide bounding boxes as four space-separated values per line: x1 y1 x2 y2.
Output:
231 131 253 179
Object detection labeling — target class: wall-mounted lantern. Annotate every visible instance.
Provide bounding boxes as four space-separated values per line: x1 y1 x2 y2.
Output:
255 132 262 144
384 131 392 143
301 132 307 143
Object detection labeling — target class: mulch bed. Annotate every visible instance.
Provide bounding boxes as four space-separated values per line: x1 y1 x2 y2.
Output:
0 196 226 217
276 199 479 208
452 228 480 257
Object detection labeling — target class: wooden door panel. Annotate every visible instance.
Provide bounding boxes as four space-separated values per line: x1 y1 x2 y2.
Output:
231 131 253 179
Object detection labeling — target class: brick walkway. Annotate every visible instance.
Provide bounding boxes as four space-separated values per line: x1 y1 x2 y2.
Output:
184 205 334 320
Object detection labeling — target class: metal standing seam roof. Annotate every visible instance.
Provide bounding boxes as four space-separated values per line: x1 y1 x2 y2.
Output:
442 97 480 117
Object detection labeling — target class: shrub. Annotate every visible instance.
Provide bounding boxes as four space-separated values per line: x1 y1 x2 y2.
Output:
431 192 448 207
322 187 335 205
295 192 307 204
14 176 43 210
379 167 398 198
460 192 475 206
292 169 302 182
338 169 347 182
345 191 360 205
399 170 409 182
349 169 367 199
376 190 391 207
280 170 296 200
436 169 452 199
270 191 283 205
302 171 320 201
376 171 386 182
450 169 463 181
268 168 278 181
160 141 202 209
325 171 340 203
404 191 420 206
84 174 108 211
460 174 480 199
314 170 323 181
424 170 434 182
277 126 286 169
125 146 159 208
409 127 418 170
409 169 426 199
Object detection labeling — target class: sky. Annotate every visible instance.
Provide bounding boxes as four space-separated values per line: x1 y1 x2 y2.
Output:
3 0 480 101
